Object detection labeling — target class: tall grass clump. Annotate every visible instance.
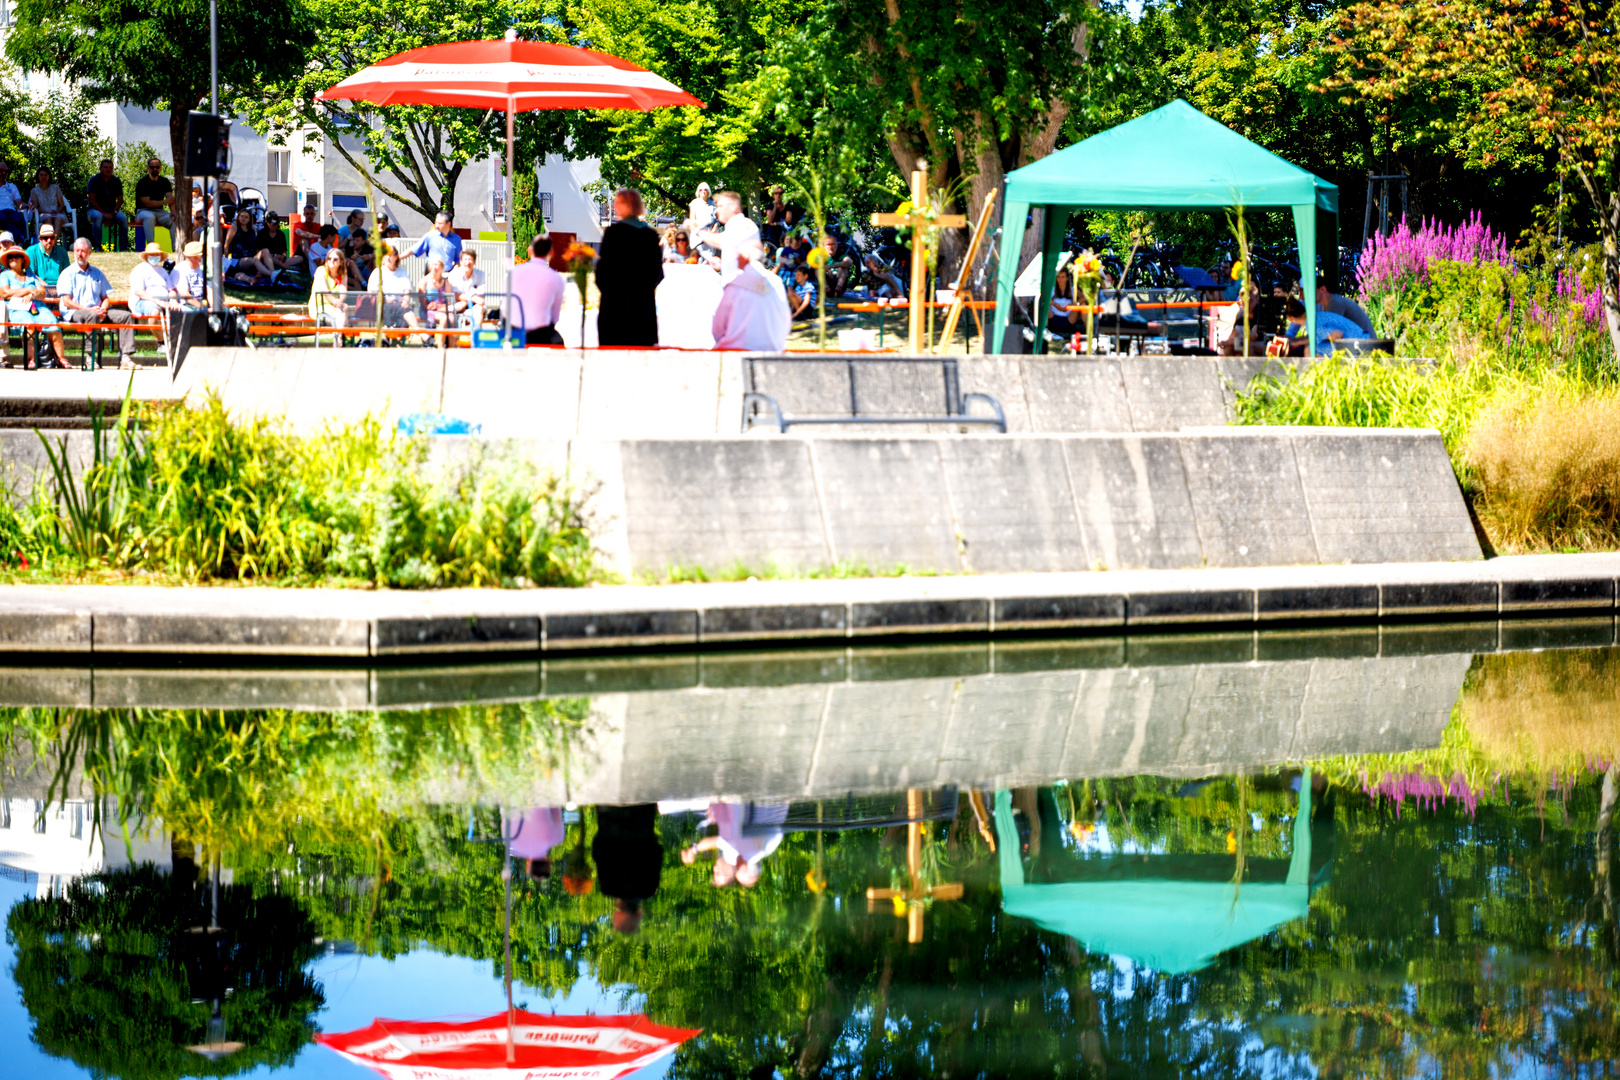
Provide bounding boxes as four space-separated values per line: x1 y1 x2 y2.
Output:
6 396 604 588
1462 384 1620 552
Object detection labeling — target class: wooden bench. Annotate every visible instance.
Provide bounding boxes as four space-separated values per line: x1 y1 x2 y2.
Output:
741 354 1007 433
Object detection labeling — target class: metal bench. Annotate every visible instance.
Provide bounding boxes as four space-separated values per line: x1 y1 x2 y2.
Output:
741 354 1007 433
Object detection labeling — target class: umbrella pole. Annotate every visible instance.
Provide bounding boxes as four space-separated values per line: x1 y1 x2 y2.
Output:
505 97 518 350
504 830 515 1065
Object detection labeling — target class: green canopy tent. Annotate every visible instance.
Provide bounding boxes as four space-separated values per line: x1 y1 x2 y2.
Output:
992 778 1315 975
990 99 1339 357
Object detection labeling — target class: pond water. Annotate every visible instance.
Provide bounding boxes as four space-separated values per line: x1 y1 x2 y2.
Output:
1 629 1618 1079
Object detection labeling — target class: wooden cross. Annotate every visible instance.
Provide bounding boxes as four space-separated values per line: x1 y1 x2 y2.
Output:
865 789 964 943
871 163 967 354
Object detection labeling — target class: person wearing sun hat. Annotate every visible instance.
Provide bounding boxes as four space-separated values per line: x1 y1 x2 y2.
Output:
129 241 180 344
1 245 68 368
175 240 211 306
25 223 68 295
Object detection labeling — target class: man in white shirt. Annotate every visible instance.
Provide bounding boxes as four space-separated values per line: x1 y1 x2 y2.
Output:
507 234 566 345
711 243 789 352
129 241 179 344
699 190 759 285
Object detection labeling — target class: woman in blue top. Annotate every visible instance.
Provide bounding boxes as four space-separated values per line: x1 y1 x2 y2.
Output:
1 247 66 368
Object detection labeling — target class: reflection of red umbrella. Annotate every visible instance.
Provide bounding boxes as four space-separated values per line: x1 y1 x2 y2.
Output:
316 32 704 220
315 1011 701 1079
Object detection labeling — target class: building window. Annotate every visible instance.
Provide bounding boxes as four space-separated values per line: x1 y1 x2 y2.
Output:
69 802 84 839
268 149 291 185
492 190 507 222
0 0 11 28
539 192 555 224
32 800 45 834
0 799 10 829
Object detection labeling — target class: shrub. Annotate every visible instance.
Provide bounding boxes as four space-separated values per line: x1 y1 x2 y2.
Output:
1462 384 1620 553
9 396 604 588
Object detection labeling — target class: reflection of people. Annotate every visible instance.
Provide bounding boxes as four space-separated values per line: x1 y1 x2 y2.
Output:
680 801 786 888
592 804 662 934
503 806 566 883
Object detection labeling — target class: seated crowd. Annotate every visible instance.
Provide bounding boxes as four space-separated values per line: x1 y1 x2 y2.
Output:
0 228 208 369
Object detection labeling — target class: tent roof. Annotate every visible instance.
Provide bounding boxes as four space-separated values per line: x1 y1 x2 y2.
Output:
1002 880 1310 975
1004 99 1338 213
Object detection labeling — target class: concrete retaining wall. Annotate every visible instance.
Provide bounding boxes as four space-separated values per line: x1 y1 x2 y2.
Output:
2 426 1480 575
587 429 1480 576
166 347 1301 437
0 639 1473 802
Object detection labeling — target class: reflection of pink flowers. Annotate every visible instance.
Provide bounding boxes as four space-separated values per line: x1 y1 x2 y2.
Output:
1356 213 1512 299
1361 770 1480 817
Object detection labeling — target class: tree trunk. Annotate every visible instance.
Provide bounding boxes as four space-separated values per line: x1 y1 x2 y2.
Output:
167 103 197 250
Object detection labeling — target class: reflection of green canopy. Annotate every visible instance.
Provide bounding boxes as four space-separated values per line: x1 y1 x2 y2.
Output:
990 99 1340 356
993 777 1313 975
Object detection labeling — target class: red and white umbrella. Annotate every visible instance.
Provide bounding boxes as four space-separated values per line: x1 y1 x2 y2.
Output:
314 1010 701 1080
316 31 703 223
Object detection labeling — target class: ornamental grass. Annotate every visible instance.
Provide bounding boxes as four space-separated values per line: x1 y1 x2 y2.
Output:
0 395 604 588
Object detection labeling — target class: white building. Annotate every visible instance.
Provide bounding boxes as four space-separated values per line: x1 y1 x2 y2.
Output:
0 795 172 899
95 104 606 242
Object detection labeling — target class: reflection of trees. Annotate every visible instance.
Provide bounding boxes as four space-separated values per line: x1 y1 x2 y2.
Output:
6 864 322 1080
0 699 592 861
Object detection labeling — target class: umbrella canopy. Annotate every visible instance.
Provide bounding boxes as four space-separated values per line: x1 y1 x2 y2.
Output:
315 37 704 112
315 1010 701 1079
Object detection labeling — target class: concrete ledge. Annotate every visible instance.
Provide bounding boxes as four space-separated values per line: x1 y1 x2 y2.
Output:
0 553 1613 658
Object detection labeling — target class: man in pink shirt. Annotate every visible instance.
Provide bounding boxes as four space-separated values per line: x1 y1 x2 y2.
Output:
507 234 566 345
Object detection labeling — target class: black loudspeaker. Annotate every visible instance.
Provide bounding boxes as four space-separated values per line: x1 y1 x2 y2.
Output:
184 112 232 177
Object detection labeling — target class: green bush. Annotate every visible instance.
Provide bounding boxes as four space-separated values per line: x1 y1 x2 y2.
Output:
13 397 604 587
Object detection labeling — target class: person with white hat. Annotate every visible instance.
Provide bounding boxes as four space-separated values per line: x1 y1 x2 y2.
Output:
25 223 68 296
175 241 211 307
58 237 138 369
129 241 179 344
1 246 68 368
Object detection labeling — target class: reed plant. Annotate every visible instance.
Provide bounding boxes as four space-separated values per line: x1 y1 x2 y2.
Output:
5 396 604 587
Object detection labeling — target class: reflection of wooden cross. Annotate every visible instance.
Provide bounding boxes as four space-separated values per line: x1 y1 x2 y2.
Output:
866 789 964 943
870 163 967 354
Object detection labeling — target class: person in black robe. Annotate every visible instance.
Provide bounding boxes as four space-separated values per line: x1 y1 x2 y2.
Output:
594 189 663 347
591 803 663 934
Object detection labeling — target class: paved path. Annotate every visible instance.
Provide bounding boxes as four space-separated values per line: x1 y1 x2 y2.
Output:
1 553 1617 658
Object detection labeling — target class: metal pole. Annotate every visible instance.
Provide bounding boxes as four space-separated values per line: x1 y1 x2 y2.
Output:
208 0 224 316
504 94 517 348
503 834 515 1065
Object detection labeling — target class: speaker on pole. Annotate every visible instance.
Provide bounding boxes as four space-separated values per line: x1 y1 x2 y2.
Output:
185 112 232 178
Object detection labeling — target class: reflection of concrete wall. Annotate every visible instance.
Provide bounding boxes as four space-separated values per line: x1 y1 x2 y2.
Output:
585 651 1472 802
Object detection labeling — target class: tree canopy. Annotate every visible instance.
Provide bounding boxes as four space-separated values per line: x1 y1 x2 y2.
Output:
4 0 313 246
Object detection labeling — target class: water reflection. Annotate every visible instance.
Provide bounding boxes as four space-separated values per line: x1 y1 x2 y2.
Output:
0 642 1617 1077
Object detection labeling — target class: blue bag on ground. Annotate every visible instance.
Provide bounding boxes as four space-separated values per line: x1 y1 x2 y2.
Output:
396 413 483 436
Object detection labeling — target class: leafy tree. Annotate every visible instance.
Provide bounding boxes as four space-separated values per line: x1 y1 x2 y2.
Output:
3 0 313 248
7 864 324 1080
26 88 115 198
1326 0 1620 358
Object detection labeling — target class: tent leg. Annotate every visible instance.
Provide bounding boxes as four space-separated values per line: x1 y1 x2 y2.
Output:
1292 204 1317 361
1035 207 1068 356
991 200 1029 354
